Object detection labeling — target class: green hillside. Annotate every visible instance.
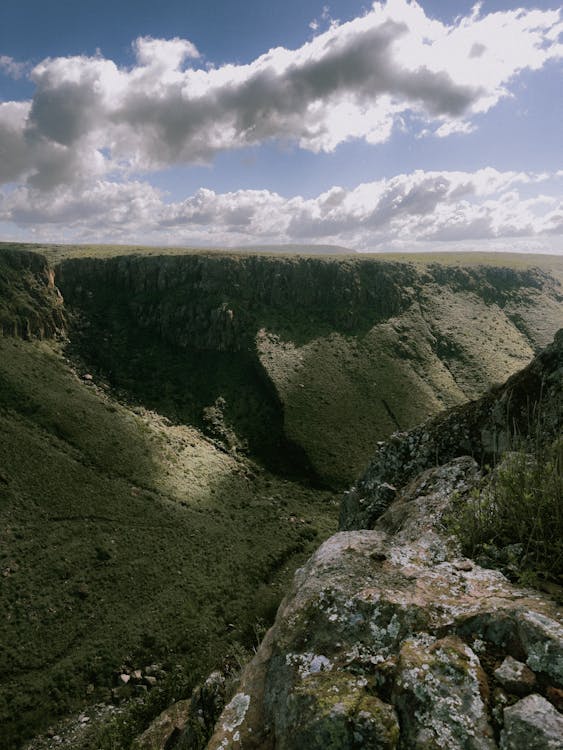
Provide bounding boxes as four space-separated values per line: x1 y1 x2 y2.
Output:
0 243 562 748
0 336 336 748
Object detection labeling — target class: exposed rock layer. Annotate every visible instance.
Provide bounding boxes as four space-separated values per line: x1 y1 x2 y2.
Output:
56 252 563 486
0 248 65 338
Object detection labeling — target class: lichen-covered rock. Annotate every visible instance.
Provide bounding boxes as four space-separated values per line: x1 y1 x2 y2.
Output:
138 670 226 750
134 699 191 750
500 694 563 749
516 611 563 684
279 671 399 749
204 457 563 749
174 671 227 750
494 657 536 696
393 634 495 749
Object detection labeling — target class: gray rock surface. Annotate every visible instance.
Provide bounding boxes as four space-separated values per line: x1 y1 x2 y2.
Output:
201 457 563 749
494 656 536 696
500 694 563 749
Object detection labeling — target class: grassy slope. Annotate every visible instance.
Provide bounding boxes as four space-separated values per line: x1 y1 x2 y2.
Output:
3 242 557 490
258 272 562 486
0 243 562 745
0 338 337 748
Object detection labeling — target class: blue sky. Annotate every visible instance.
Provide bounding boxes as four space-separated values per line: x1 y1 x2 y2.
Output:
0 0 561 251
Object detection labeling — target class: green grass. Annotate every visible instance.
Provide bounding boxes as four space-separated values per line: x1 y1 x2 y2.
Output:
0 338 338 748
449 441 563 584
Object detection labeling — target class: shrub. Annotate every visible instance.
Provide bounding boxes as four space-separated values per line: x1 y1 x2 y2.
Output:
452 440 563 583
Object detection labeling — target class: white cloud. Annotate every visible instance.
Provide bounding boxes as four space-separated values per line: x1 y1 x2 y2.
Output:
0 1 561 189
1 168 561 252
0 56 28 80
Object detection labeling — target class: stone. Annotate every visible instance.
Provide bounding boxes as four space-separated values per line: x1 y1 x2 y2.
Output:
454 559 474 572
546 686 563 712
119 673 131 684
206 458 563 749
144 675 158 688
500 693 563 749
282 671 400 749
135 698 191 750
145 663 164 677
174 670 227 749
392 635 495 749
516 610 563 684
494 656 536 695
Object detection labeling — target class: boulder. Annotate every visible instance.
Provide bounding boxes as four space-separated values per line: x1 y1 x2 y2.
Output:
204 458 563 749
494 656 536 696
500 694 563 749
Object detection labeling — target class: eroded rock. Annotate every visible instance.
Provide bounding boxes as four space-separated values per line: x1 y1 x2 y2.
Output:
494 656 536 696
204 457 563 749
393 634 495 750
500 694 563 750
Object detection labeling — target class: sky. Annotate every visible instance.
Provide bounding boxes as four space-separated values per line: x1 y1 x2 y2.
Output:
0 0 562 252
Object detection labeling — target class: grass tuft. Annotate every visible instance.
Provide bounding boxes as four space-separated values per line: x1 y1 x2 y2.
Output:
451 440 563 584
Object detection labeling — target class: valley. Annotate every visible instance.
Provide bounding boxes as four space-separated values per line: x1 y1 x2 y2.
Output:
0 243 562 748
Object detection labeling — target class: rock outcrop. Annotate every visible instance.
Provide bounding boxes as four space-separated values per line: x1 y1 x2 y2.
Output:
208 457 563 750
0 248 65 338
197 331 563 749
341 328 563 530
202 456 563 749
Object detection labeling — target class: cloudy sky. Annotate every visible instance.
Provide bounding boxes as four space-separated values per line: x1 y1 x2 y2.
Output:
0 0 561 252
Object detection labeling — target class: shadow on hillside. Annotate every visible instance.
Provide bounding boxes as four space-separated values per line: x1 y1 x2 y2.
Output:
0 341 336 747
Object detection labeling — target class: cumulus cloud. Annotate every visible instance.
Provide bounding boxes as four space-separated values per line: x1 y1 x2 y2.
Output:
2 168 561 252
1 0 561 189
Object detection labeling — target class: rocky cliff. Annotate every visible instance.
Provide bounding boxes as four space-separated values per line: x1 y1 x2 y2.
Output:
0 248 65 339
56 252 563 487
341 327 563 530
198 330 563 750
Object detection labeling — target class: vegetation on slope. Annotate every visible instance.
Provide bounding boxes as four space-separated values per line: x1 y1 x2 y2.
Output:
0 249 65 338
0 338 337 748
56 250 563 487
451 440 563 586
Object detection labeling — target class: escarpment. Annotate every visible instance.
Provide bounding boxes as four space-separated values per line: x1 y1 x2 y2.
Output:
1 245 562 749
0 248 65 339
56 252 563 487
197 330 563 750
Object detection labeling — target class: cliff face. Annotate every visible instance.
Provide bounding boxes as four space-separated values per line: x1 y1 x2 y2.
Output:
341 327 563 530
0 248 65 339
57 254 416 349
57 252 563 487
202 330 563 750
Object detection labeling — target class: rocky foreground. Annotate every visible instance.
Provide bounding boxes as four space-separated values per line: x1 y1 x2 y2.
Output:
144 330 563 749
205 456 563 749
